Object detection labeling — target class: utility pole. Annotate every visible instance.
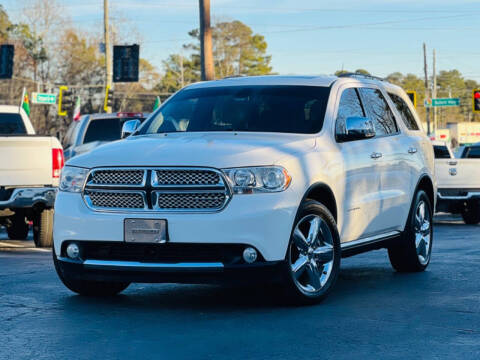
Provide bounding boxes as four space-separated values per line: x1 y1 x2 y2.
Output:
433 49 437 132
104 0 112 113
199 0 214 81
423 43 430 135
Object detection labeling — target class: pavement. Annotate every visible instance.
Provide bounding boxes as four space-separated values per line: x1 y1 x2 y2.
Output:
0 215 479 359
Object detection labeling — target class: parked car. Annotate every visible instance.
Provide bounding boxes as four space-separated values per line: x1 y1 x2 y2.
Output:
456 142 480 159
433 141 480 224
53 75 435 303
0 105 64 247
63 112 149 161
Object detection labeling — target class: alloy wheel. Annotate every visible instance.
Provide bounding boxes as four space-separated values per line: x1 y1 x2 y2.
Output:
414 200 431 265
289 214 335 294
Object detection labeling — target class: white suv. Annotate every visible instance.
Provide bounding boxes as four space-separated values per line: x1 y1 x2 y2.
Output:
53 75 435 303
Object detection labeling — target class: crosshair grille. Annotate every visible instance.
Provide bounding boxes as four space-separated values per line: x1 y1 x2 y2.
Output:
155 192 226 209
85 190 145 209
83 167 230 212
90 170 145 185
154 169 220 185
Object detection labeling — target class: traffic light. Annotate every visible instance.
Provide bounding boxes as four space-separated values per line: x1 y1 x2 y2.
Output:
113 44 139 82
104 85 114 112
58 86 74 116
473 89 480 113
0 44 14 79
406 90 417 108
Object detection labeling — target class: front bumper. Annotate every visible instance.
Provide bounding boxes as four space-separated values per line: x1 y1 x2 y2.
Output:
0 187 57 210
55 256 285 284
53 190 300 262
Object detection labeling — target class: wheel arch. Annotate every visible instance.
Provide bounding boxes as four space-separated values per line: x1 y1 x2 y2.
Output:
415 174 435 209
302 182 338 222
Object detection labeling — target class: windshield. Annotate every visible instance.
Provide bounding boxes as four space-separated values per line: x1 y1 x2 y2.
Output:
0 113 27 135
138 85 330 135
83 117 144 144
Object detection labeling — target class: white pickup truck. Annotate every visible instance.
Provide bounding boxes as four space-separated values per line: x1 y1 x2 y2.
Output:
0 105 64 247
433 141 480 224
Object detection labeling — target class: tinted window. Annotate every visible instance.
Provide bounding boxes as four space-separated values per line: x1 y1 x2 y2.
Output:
433 145 451 159
139 86 331 135
464 146 480 158
335 88 365 139
388 93 419 130
83 117 144 144
0 113 27 135
63 121 79 147
359 88 398 136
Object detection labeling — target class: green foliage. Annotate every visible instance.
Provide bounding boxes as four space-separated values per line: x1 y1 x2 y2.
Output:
0 5 11 41
157 20 272 93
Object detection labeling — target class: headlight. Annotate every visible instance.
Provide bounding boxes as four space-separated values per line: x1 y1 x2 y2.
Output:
223 166 291 194
59 166 89 192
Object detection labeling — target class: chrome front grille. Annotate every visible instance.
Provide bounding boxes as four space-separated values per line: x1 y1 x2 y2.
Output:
85 190 146 209
83 167 230 212
154 191 226 210
90 169 145 186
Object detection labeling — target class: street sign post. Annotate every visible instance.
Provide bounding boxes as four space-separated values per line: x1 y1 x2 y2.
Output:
32 92 56 105
428 98 460 107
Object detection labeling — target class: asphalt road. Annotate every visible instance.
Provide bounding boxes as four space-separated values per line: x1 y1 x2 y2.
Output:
1 216 479 360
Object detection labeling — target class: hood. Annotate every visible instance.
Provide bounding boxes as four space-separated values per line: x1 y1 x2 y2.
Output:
73 141 109 156
67 132 315 168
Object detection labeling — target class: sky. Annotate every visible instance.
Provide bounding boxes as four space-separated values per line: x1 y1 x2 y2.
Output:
3 0 480 80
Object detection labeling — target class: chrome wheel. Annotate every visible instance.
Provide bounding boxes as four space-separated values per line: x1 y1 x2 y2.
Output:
414 200 431 265
289 214 334 294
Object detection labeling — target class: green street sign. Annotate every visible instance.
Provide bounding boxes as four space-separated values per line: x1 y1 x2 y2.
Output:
32 92 56 105
431 98 460 107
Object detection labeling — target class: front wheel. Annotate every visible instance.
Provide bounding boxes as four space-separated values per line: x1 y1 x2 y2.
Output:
282 200 341 305
388 190 433 272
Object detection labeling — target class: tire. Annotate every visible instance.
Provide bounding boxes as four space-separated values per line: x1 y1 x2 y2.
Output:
388 190 433 272
53 251 130 296
282 200 341 305
7 213 29 240
33 209 54 248
461 202 480 224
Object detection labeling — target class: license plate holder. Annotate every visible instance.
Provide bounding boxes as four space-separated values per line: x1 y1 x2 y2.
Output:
124 219 167 244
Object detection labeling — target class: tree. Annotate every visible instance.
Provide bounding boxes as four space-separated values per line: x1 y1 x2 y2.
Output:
157 20 272 92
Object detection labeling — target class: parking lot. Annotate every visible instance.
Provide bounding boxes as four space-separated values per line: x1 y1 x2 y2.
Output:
0 215 478 360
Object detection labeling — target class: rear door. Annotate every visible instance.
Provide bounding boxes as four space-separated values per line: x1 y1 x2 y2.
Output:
335 87 382 242
359 87 411 233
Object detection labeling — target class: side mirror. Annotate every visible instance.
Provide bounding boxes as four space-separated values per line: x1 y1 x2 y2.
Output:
121 119 141 139
342 116 375 141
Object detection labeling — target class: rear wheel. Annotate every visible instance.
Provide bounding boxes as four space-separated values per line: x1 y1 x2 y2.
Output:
33 209 54 248
7 212 29 240
282 200 341 305
388 190 433 272
53 251 130 296
461 201 480 224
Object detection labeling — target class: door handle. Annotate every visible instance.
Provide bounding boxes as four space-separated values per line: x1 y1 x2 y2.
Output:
408 147 417 154
370 152 382 159
448 160 457 166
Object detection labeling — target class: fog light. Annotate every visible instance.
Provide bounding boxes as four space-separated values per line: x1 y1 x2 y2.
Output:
243 247 257 263
66 243 80 259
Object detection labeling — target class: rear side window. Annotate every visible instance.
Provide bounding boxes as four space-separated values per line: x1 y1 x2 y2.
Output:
359 88 398 136
388 93 419 130
433 145 451 159
0 113 27 135
335 88 365 139
464 146 480 158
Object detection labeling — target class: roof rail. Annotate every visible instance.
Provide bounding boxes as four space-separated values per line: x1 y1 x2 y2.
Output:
222 75 247 79
337 72 386 82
